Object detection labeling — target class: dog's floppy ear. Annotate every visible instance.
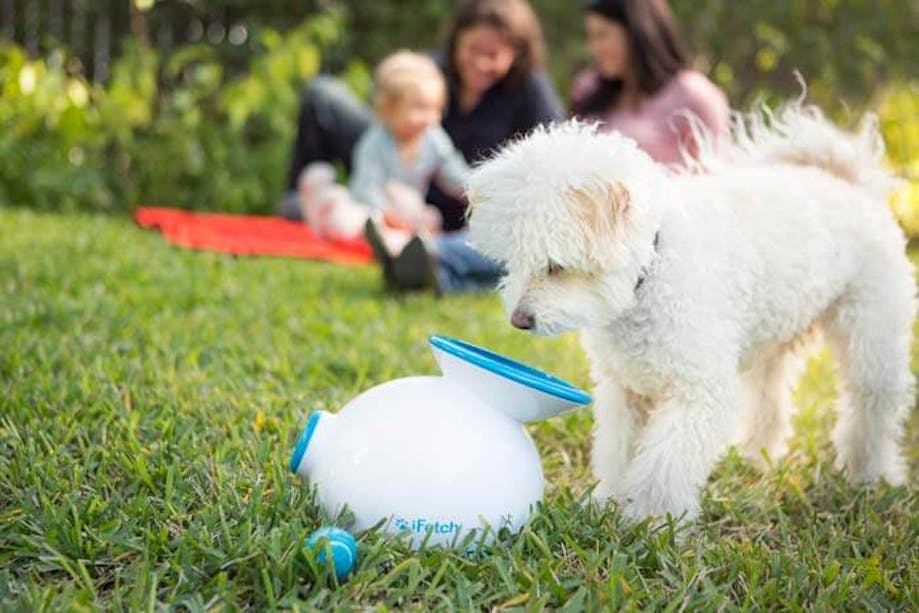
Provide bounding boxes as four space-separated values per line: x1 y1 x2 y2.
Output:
569 180 631 261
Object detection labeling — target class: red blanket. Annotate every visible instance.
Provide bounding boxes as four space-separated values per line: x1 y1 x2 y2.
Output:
134 207 373 265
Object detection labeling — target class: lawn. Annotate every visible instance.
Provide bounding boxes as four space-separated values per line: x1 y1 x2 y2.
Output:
1 208 917 610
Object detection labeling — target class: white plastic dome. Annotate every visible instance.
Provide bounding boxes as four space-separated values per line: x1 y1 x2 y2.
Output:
290 335 591 549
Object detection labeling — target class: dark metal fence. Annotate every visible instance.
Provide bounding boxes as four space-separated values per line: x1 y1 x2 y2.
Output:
0 0 320 81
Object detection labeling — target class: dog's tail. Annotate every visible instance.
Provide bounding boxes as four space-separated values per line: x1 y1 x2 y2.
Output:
698 99 897 200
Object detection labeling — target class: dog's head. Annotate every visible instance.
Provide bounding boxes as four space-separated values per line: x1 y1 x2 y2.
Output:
468 121 665 335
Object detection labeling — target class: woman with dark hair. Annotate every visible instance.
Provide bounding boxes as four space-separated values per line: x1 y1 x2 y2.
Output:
281 0 563 293
571 0 729 166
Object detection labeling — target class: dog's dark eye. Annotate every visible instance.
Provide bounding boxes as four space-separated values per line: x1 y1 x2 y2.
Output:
547 261 565 276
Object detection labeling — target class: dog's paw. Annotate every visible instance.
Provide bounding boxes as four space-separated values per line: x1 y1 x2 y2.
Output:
835 455 907 488
621 501 698 528
832 428 908 487
589 479 621 505
618 481 701 526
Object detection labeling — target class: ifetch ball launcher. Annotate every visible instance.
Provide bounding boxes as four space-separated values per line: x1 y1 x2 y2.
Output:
291 335 591 556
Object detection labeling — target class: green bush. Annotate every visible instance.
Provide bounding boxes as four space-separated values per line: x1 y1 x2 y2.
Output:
0 2 916 231
880 82 919 236
314 0 916 112
0 14 338 215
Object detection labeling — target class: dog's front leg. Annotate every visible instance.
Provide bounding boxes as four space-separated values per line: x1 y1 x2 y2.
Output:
591 379 646 503
616 379 738 524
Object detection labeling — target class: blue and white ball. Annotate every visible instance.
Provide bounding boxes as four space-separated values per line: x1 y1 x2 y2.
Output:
304 527 357 581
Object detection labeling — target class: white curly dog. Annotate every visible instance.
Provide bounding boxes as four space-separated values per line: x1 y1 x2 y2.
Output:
467 106 915 523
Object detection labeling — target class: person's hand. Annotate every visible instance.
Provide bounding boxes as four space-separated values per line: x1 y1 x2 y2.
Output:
419 205 443 234
380 208 415 232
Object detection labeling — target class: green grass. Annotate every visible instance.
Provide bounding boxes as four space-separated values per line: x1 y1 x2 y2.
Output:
1 208 917 611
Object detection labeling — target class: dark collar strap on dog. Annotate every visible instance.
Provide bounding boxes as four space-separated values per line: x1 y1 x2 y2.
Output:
634 231 660 292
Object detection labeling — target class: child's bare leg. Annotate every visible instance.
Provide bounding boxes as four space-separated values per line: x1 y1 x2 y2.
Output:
380 226 413 254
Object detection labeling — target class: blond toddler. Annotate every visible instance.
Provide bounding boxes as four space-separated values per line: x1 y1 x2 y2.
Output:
300 51 469 245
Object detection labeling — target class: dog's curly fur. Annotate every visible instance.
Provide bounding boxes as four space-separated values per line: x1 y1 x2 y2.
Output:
467 105 915 523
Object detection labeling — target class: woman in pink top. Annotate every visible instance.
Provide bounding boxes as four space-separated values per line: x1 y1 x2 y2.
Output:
571 0 729 167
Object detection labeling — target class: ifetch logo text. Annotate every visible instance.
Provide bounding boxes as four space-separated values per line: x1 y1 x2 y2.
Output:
394 517 460 535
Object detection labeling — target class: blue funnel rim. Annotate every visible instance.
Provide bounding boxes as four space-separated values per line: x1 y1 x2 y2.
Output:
289 412 322 474
429 335 592 406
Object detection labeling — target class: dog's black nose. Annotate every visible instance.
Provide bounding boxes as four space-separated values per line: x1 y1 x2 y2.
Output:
511 310 535 330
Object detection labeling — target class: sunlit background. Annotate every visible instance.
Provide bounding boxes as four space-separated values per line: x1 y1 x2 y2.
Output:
1 0 916 227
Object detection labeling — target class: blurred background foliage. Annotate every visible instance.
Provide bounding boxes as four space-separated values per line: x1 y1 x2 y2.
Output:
0 0 916 232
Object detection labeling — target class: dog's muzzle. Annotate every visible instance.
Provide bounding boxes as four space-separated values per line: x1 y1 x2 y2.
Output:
511 309 535 330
